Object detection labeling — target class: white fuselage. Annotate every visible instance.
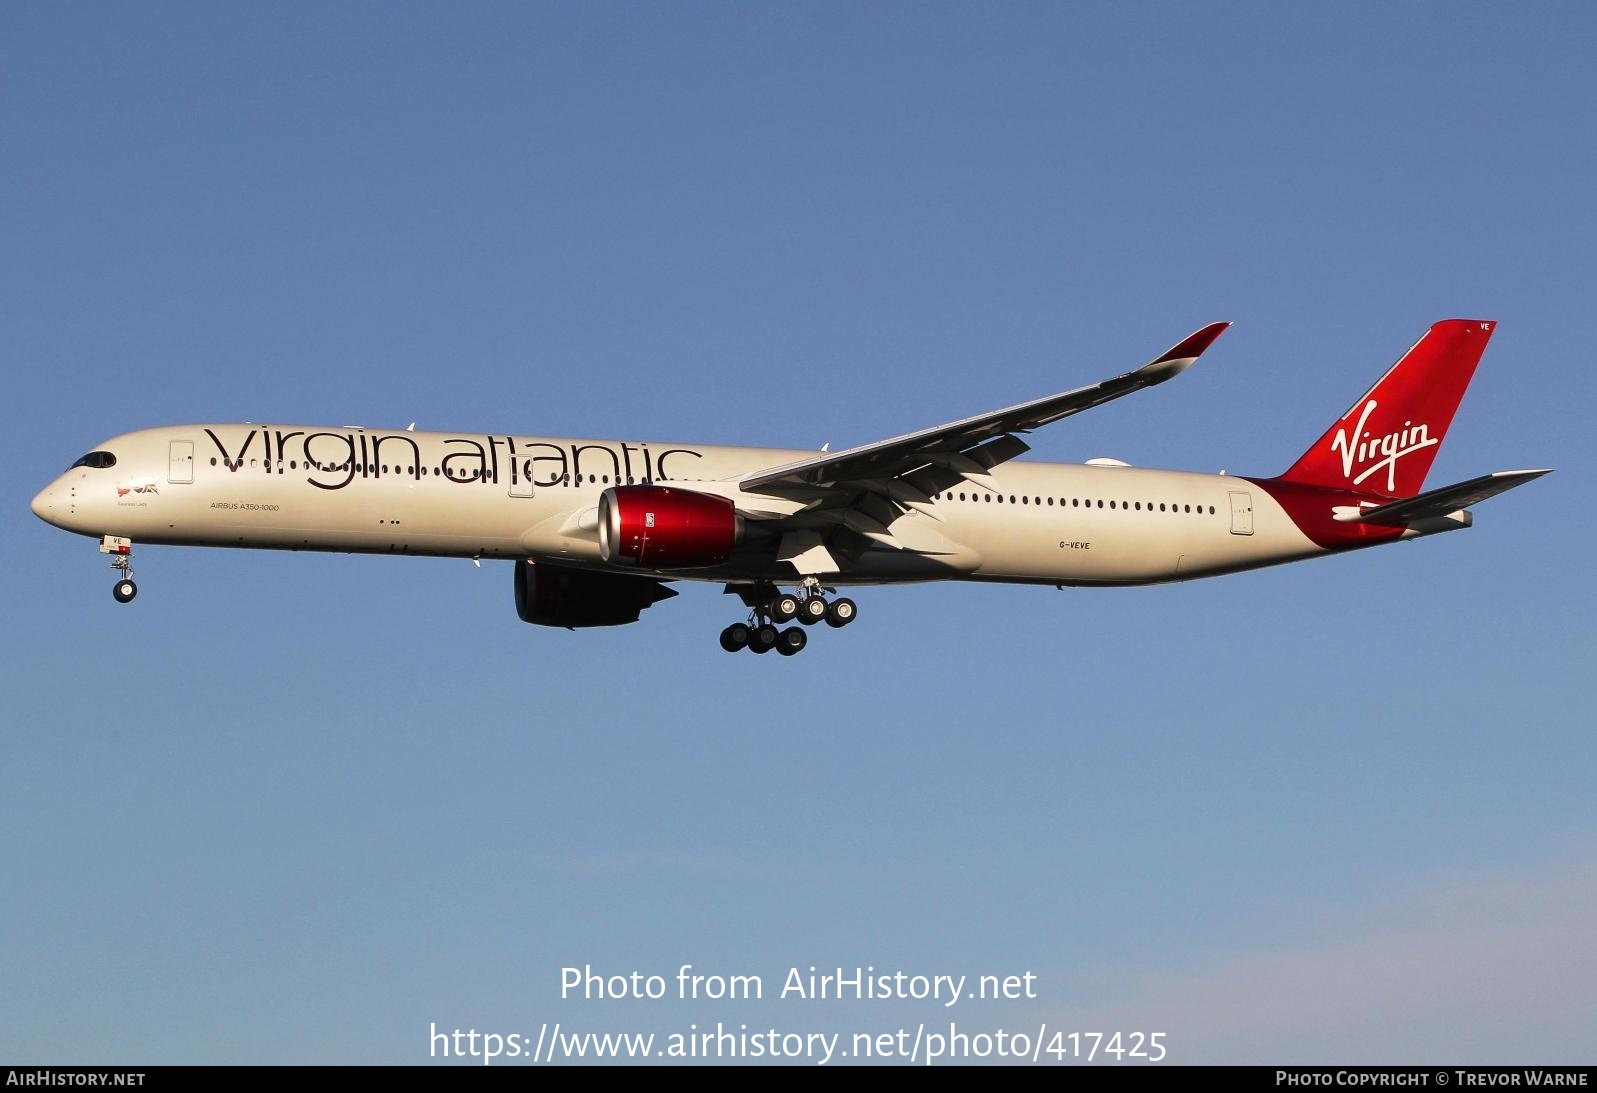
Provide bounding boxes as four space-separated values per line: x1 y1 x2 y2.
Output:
30 422 1430 589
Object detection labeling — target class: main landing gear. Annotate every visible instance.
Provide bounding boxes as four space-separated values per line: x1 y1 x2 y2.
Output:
718 583 857 656
100 536 138 603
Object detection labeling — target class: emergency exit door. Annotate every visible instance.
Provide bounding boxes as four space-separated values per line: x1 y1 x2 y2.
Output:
1228 490 1253 535
168 440 194 484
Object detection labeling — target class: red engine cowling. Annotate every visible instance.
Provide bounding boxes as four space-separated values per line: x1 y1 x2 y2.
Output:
598 485 741 569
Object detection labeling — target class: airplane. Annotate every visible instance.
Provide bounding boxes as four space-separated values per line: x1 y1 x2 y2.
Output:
31 319 1548 656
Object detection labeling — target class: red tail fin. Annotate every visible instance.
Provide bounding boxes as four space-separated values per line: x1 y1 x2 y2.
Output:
1278 319 1496 498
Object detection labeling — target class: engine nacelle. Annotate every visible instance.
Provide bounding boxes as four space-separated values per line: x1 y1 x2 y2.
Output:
597 485 741 569
513 559 676 628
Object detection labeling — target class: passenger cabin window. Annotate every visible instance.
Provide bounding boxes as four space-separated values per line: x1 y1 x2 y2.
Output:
70 451 117 470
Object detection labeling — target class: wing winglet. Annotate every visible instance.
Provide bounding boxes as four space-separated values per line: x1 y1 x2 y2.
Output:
1151 321 1231 369
739 322 1229 492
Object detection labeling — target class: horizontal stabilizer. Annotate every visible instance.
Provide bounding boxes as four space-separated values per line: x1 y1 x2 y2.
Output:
1333 469 1551 525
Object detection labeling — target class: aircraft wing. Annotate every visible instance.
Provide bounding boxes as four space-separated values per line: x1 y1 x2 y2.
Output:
1334 469 1552 525
739 322 1230 493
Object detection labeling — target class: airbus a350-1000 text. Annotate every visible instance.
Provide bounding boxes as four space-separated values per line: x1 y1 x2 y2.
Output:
31 320 1549 656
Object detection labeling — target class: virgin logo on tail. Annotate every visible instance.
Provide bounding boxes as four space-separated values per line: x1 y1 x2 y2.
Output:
1329 399 1437 493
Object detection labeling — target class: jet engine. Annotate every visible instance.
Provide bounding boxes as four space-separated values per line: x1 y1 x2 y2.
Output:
513 559 676 628
597 485 742 569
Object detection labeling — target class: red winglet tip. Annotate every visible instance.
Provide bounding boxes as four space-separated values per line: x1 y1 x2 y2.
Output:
1156 321 1231 364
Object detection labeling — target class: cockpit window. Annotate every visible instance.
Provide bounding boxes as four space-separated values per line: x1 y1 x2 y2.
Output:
70 451 117 470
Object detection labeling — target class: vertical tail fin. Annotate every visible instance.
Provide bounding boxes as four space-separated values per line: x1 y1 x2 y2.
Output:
1278 319 1496 498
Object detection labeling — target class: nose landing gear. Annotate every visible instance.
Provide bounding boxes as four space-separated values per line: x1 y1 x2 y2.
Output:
100 536 137 603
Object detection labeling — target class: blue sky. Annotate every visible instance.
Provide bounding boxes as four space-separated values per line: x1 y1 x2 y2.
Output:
3 3 1592 1065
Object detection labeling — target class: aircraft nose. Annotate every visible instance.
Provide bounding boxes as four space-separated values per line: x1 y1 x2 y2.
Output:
32 476 92 533
31 482 64 526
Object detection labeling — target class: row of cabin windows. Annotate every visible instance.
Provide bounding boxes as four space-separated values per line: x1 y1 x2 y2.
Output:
933 490 1217 515
203 458 1214 513
210 457 655 485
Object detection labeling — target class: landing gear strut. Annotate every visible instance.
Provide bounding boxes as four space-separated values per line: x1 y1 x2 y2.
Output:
718 582 855 655
101 536 137 603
